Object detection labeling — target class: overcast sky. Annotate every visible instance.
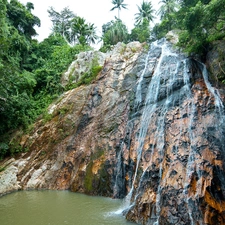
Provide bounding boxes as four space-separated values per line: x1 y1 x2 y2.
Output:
19 0 160 47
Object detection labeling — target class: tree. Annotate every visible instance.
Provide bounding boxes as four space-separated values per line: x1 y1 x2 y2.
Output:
135 1 155 25
48 7 98 46
0 0 8 56
157 0 179 20
130 18 151 43
7 0 40 39
26 2 34 11
176 0 225 54
101 19 129 52
86 23 99 45
48 6 75 42
70 17 98 46
178 0 198 7
110 0 128 19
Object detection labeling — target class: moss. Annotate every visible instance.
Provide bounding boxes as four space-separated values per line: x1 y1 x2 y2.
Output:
84 149 105 193
84 160 94 192
96 164 111 195
90 148 104 160
40 150 46 155
42 111 54 123
84 161 111 195
68 66 76 82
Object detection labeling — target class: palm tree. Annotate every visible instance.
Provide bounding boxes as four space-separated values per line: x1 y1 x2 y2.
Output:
70 17 98 45
86 23 98 45
108 19 128 44
135 1 155 25
157 0 179 20
101 19 128 48
110 0 128 19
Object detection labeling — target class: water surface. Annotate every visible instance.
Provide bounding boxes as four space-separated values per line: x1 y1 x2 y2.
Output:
0 190 135 225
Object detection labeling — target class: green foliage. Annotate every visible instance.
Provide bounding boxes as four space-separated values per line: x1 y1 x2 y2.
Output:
100 19 129 52
79 65 102 85
0 142 9 159
6 0 40 39
153 0 225 56
35 43 91 94
42 110 54 123
176 0 225 55
130 18 150 43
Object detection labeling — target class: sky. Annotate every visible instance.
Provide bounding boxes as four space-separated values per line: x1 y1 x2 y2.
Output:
19 0 160 47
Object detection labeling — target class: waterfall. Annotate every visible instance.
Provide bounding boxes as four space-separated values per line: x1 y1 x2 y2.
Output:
121 38 225 224
201 63 224 112
136 49 152 105
125 39 185 214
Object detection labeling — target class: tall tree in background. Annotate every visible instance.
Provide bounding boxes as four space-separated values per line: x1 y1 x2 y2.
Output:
7 0 40 39
48 7 98 46
135 1 155 25
152 0 179 38
70 17 98 46
86 23 98 45
157 0 179 20
110 0 128 19
48 6 75 42
101 19 128 51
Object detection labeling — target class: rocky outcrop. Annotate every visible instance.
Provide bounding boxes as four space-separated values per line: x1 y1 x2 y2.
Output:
61 50 106 87
0 41 145 196
0 158 21 194
1 40 225 225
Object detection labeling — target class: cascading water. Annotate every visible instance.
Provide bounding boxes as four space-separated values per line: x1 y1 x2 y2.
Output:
131 41 179 197
120 38 225 225
120 39 191 221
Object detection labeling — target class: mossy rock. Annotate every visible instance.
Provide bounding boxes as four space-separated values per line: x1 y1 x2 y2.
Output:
84 150 112 196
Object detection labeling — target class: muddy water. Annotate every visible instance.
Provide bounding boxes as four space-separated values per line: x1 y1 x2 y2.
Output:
0 190 135 225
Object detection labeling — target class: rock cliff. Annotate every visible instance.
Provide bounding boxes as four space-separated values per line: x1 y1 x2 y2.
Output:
1 39 225 225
